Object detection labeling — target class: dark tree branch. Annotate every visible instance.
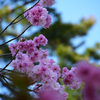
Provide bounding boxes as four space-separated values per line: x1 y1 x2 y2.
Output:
0 53 11 57
73 41 85 50
0 24 32 47
2 76 11 85
0 78 18 95
0 50 19 72
7 0 37 15
0 68 26 75
12 16 26 24
0 0 40 36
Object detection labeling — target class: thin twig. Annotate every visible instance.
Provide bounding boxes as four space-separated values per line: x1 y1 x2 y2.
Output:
26 84 42 92
0 68 26 76
0 0 40 36
0 50 19 72
2 75 12 81
33 84 42 91
0 53 11 57
73 41 85 49
0 78 18 94
2 77 11 85
2 69 26 75
0 24 32 47
30 81 37 85
2 77 16 87
0 74 12 85
6 0 37 16
12 16 26 24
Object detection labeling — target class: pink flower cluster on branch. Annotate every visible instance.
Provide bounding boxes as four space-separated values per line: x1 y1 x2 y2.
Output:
9 34 81 100
62 67 81 90
34 84 68 100
75 61 100 100
39 0 55 7
24 3 51 29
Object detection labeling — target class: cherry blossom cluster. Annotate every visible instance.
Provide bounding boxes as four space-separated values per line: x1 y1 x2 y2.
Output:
62 67 81 90
39 0 55 7
24 3 51 29
9 34 81 100
75 61 100 100
34 84 68 100
9 34 48 72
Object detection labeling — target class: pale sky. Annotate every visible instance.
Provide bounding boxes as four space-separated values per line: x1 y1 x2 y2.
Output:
53 0 100 54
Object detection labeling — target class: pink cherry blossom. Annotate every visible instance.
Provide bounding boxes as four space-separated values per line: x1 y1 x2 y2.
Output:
39 0 55 7
24 3 51 28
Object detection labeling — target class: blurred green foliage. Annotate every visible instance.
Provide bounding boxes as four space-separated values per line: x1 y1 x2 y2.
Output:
0 0 100 100
0 71 34 100
31 17 100 68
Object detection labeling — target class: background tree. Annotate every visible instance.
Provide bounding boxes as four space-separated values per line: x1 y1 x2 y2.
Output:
0 0 100 100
